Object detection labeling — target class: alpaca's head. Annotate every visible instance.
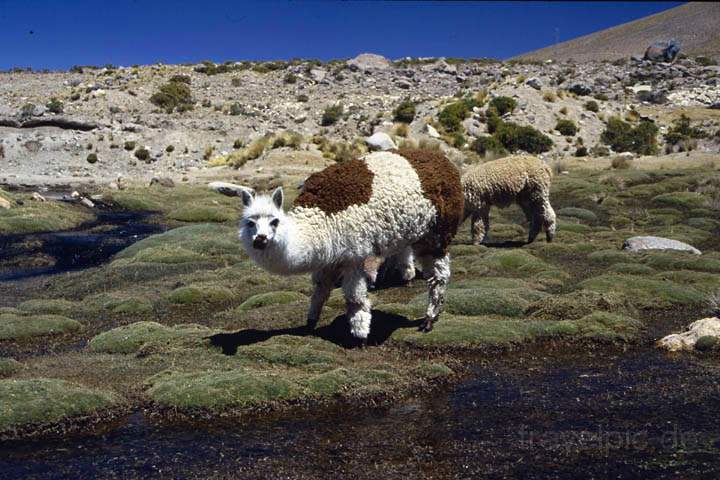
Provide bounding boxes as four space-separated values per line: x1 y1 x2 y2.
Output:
238 187 287 252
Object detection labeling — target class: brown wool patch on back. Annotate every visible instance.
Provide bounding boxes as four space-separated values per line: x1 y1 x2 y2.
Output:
395 149 464 255
294 159 374 214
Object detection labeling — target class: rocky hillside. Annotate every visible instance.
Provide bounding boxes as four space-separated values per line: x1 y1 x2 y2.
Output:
1 52 719 188
515 3 720 63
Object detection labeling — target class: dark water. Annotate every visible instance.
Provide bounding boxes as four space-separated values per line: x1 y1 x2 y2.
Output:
0 211 163 281
1 348 718 479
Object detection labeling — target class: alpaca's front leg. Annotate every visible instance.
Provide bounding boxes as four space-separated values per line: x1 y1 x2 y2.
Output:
342 266 372 341
418 254 450 333
307 267 336 330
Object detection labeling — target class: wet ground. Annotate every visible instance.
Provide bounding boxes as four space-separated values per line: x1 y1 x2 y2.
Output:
0 211 163 282
0 346 717 479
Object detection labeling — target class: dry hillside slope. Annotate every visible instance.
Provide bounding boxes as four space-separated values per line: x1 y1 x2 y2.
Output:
515 2 720 62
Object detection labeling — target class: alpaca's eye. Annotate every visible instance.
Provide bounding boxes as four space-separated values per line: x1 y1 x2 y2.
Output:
246 220 255 228
270 218 280 227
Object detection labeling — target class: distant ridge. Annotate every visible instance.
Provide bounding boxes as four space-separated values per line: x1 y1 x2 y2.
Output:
514 3 720 62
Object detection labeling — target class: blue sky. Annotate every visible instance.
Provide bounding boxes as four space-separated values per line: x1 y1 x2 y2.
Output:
0 1 683 70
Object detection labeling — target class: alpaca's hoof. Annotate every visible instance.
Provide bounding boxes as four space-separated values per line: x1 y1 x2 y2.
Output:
419 320 434 333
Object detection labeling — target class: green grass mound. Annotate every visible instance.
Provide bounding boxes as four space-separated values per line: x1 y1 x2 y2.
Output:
303 367 398 396
608 263 656 275
571 312 642 341
115 224 243 265
0 190 93 235
96 296 154 314
238 335 344 368
0 379 119 434
525 290 637 321
17 299 78 315
449 244 488 257
588 249 637 265
640 252 720 274
167 284 236 305
102 185 242 216
579 274 705 308
686 217 720 231
409 286 546 318
555 222 593 234
146 369 303 410
557 207 598 223
0 313 82 340
167 206 237 223
651 192 708 210
237 291 308 312
478 250 559 276
0 358 21 377
88 322 214 354
652 270 720 295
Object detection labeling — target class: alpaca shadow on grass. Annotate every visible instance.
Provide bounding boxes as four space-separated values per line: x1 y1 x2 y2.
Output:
482 240 528 249
209 310 424 354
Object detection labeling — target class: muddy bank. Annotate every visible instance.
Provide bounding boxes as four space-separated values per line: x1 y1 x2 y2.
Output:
0 347 717 479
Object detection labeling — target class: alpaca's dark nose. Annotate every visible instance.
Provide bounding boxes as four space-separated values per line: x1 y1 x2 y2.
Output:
253 235 268 250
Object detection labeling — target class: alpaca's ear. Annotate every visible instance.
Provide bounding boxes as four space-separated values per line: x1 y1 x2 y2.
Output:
240 187 255 208
271 187 284 209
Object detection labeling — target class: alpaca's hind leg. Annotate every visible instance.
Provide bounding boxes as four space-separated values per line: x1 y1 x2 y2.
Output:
342 266 372 340
470 208 489 245
543 198 556 243
307 267 336 329
418 254 451 333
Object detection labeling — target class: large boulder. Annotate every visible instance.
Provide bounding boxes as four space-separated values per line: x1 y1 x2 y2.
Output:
644 40 680 63
347 53 391 72
657 317 720 352
622 236 701 255
365 132 396 151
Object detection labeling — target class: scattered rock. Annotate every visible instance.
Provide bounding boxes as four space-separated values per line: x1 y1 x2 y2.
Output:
426 124 440 138
209 181 246 197
657 317 720 352
568 83 592 96
0 196 11 210
149 177 175 188
623 236 701 255
526 77 543 90
347 53 391 72
31 192 46 202
365 132 396 151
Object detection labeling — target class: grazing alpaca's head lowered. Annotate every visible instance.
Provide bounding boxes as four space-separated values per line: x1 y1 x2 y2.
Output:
216 149 464 342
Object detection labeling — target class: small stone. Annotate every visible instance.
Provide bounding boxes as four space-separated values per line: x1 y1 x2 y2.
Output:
0 196 11 209
426 124 441 138
31 192 46 202
150 177 175 188
80 197 95 208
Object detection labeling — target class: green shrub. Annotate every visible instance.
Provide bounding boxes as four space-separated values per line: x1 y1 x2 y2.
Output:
165 145 175 153
229 102 244 116
46 97 64 114
470 135 507 157
149 81 193 113
601 117 658 155
494 121 553 154
124 141 136 151
297 94 309 103
438 97 482 133
169 74 191 84
575 146 588 157
555 119 578 136
284 72 297 84
321 104 343 126
86 153 98 164
134 148 150 161
393 100 416 123
584 100 599 113
594 93 609 101
488 96 517 116
664 114 707 146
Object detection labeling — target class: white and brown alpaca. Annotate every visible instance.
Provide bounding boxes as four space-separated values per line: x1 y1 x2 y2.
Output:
227 149 464 341
462 155 556 245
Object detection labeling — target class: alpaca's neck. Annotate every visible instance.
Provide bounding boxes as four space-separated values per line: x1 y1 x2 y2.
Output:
253 215 335 275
